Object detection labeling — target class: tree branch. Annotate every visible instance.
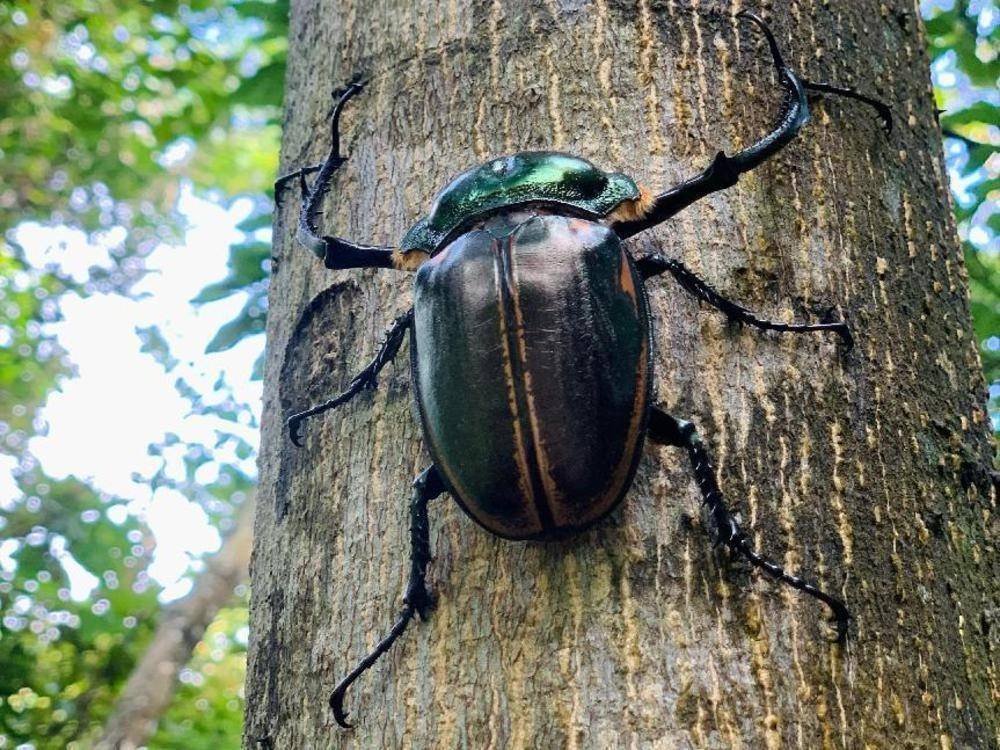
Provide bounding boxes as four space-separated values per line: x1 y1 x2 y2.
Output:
95 497 255 750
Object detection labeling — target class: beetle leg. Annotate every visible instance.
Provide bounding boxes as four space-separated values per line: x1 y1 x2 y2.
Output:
803 80 892 135
273 163 322 205
611 11 890 240
287 310 413 446
636 253 852 347
329 465 445 729
288 80 399 270
646 407 851 642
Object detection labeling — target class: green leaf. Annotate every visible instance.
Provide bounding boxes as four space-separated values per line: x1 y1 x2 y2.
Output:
940 102 1000 128
204 304 265 352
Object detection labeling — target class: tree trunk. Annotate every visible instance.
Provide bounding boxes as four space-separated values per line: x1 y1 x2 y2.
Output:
245 2 998 747
97 498 254 750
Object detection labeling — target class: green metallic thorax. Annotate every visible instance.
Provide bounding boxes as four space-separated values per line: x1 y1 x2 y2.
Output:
400 151 639 254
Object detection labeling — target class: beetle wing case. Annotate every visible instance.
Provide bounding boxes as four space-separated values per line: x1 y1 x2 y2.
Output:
411 211 652 541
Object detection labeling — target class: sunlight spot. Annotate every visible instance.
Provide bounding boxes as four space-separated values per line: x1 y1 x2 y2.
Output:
50 536 100 601
0 453 20 510
0 539 19 572
146 487 222 600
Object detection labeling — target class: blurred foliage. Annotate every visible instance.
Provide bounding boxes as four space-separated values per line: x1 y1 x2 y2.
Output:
148 605 248 750
0 0 283 236
0 0 281 344
923 0 1000 431
0 249 161 747
0 476 161 747
0 254 66 436
196 204 272 376
0 0 285 746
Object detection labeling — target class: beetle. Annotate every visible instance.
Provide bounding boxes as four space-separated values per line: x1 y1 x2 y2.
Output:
276 11 891 728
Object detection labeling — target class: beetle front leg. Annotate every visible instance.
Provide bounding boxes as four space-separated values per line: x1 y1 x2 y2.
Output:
287 81 400 271
646 407 851 641
636 253 852 347
610 11 890 239
287 310 413 446
329 465 446 729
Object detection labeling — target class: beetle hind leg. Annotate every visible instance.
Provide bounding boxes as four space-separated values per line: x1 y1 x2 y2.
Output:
287 310 413 446
330 465 446 728
646 407 851 641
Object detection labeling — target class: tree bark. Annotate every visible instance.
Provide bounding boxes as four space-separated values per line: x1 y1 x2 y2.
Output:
245 2 998 748
96 498 254 750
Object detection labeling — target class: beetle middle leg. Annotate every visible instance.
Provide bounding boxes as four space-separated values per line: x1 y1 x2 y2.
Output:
635 253 852 347
802 80 892 135
329 465 446 728
646 406 851 641
287 310 413 446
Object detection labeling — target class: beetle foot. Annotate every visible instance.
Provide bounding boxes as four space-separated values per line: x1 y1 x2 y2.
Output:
824 601 852 643
287 414 306 447
831 322 854 350
274 163 322 205
403 581 435 621
328 606 418 729
333 77 366 100
873 102 894 135
329 684 355 730
702 500 740 548
823 620 848 644
802 79 893 136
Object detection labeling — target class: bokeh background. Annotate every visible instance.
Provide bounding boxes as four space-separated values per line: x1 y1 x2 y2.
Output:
0 1 995 747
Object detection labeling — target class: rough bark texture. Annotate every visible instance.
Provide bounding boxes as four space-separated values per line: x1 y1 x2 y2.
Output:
96 498 254 750
245 1 999 747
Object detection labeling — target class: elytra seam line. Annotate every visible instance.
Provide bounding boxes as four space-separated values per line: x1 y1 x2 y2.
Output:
495 236 556 533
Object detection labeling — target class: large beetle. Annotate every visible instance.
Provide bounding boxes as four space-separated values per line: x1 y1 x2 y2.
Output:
276 11 891 728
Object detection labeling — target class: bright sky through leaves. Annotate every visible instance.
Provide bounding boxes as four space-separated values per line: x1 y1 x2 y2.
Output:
22 190 262 601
